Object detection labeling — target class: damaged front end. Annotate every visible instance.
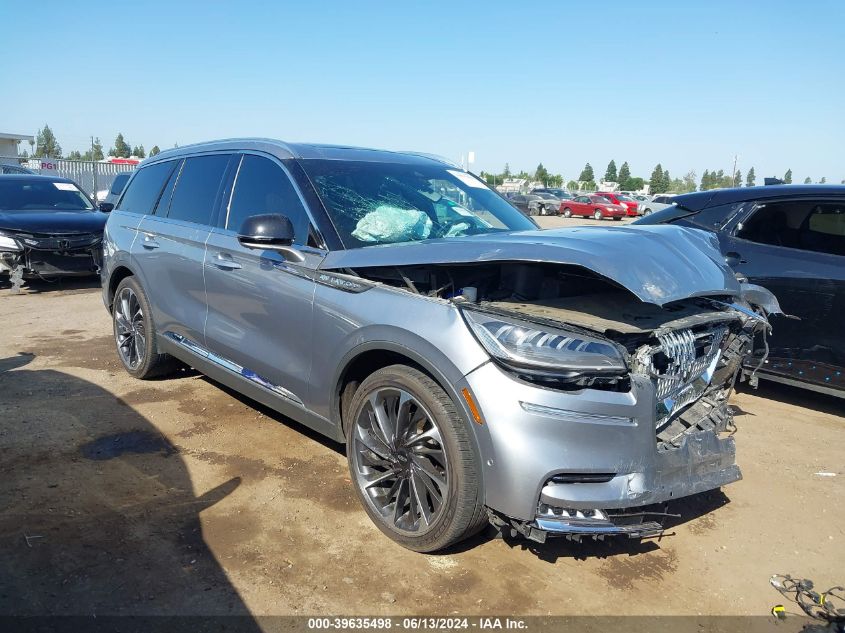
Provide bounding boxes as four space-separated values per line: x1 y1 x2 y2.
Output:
464 279 770 542
0 229 103 287
326 231 777 543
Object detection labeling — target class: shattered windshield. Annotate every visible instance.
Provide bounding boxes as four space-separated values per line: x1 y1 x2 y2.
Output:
301 159 536 247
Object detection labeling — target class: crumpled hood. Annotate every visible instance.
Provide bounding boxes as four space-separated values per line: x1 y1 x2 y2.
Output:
0 209 108 235
320 224 740 306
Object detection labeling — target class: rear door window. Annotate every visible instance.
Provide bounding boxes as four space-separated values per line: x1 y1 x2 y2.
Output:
738 200 845 256
225 154 310 244
116 161 177 214
167 154 231 226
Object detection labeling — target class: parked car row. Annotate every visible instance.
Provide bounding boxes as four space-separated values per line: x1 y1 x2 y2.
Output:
507 189 670 219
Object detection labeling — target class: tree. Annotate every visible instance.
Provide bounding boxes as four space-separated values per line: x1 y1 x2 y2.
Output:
578 163 594 182
91 137 104 161
617 161 631 188
67 150 83 160
604 160 617 183
649 164 665 194
149 145 161 157
803 177 812 184
503 163 511 179
661 168 671 192
746 167 756 187
682 170 697 193
111 133 131 159
820 177 827 184
733 169 742 187
784 169 792 184
625 176 644 191
566 180 580 191
132 145 146 158
534 162 549 185
35 124 62 158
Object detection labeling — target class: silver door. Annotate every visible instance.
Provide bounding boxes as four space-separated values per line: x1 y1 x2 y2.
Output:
203 153 323 410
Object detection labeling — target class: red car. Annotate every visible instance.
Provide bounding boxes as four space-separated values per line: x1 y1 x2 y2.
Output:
559 194 627 220
596 191 639 216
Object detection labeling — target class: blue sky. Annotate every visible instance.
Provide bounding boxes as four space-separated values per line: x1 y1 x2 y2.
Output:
2 0 843 183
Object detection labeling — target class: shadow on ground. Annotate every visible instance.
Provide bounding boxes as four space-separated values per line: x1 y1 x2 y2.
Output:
0 275 102 295
738 379 844 417
0 353 260 625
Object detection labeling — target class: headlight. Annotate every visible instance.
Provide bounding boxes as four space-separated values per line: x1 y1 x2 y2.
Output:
0 233 21 251
462 309 627 374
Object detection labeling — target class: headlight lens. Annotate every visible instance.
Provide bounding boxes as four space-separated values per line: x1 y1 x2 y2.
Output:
462 309 627 373
0 233 21 251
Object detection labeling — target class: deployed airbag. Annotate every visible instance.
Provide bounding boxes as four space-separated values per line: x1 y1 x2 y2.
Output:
351 205 433 243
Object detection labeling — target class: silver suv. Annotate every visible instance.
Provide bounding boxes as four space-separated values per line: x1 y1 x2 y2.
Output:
101 139 778 552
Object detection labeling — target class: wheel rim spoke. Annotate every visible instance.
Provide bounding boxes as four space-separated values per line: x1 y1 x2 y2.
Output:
351 386 449 535
368 392 395 448
410 470 432 526
411 455 446 490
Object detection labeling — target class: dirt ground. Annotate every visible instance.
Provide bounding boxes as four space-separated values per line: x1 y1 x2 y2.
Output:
0 223 843 619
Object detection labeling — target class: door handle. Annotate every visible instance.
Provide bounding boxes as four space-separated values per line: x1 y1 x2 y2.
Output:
141 233 160 249
724 251 747 266
213 252 242 270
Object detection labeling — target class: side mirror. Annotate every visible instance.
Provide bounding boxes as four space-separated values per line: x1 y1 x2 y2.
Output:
237 213 305 263
98 202 114 212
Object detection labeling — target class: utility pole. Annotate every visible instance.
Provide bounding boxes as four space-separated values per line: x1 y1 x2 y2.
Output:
731 154 738 187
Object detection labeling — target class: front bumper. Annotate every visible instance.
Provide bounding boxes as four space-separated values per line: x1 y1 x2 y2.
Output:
461 361 741 530
0 245 102 278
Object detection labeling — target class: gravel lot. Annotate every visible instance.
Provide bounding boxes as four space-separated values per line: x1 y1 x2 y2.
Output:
0 218 842 619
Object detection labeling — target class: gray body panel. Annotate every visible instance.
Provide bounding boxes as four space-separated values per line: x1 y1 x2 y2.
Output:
132 215 210 346
203 228 322 411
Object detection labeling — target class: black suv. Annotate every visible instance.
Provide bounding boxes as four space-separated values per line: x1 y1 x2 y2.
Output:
636 185 845 397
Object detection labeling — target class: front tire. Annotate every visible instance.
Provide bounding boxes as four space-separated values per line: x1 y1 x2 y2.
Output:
346 365 485 552
593 209 604 220
112 276 177 379
562 207 572 218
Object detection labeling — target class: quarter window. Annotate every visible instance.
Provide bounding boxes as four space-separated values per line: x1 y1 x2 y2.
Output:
115 161 176 215
167 154 231 226
226 155 310 245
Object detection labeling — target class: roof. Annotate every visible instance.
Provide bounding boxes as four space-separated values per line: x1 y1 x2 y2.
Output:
673 185 845 211
147 138 453 167
0 132 35 142
0 174 74 182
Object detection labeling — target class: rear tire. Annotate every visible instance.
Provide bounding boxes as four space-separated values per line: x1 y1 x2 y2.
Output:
345 364 485 552
613 217 622 221
593 209 604 220
112 276 178 379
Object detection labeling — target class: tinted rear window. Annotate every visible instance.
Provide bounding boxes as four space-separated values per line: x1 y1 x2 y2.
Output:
116 161 176 214
167 154 231 225
110 172 131 195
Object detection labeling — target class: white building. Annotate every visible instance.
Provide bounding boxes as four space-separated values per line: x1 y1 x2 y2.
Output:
0 132 34 164
496 178 528 194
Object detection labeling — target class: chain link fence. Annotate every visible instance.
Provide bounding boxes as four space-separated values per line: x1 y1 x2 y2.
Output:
0 156 136 201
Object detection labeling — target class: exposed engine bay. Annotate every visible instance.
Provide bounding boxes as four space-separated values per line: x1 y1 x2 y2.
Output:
347 261 771 452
